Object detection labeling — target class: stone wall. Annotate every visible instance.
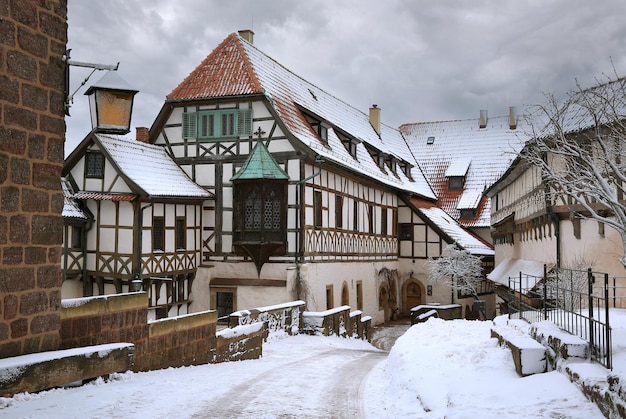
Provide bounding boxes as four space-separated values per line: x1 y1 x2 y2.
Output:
302 306 372 341
0 0 68 359
60 293 219 372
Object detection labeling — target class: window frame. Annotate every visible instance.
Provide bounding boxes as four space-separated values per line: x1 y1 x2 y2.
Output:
71 225 83 249
85 152 105 179
448 176 465 191
152 216 165 252
314 190 323 229
335 195 343 229
183 109 252 141
175 216 186 250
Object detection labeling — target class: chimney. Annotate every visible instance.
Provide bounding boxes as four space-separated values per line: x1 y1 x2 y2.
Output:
479 109 488 129
509 106 518 130
369 104 381 136
136 127 150 144
238 29 254 44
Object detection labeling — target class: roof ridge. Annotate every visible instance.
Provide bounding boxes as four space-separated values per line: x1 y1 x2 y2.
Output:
233 34 263 94
166 32 262 100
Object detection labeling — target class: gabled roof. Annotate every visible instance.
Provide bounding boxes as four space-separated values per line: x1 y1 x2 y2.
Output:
417 205 494 256
401 115 530 228
231 141 289 181
164 32 435 200
167 33 262 100
534 77 626 137
65 133 212 200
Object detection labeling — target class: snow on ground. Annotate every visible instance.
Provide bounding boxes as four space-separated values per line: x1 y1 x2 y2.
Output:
1 312 624 418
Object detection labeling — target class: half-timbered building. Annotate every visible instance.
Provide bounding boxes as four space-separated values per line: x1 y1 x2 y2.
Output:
145 30 493 323
485 79 626 301
62 72 211 320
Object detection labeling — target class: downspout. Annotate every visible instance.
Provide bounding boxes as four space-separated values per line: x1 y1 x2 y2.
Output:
294 156 324 300
81 219 91 296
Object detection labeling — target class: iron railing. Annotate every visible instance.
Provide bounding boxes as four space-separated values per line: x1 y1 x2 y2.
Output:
507 266 613 370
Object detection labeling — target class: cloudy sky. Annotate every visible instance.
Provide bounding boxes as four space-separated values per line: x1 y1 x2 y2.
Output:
65 0 626 153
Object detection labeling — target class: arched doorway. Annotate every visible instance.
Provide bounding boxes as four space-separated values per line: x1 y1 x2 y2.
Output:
341 281 349 307
402 278 425 316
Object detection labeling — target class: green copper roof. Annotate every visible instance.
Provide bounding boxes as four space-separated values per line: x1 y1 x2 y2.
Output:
230 142 289 181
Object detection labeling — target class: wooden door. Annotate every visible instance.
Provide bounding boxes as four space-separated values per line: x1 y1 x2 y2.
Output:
406 281 422 312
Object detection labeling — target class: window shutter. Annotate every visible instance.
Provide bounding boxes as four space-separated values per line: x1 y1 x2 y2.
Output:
182 112 197 139
238 109 252 136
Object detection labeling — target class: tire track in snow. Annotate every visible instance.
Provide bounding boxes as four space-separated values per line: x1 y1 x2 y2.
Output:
190 348 386 418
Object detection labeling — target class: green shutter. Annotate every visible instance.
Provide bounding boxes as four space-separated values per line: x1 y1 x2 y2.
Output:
182 112 197 139
238 109 253 136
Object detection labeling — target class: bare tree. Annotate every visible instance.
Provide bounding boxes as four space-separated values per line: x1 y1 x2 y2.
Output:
426 243 484 300
522 73 626 267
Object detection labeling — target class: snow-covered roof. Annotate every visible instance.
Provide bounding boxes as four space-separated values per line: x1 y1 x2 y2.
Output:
559 77 626 135
401 115 531 228
487 257 554 290
61 177 89 220
95 134 212 199
166 32 435 200
418 206 494 256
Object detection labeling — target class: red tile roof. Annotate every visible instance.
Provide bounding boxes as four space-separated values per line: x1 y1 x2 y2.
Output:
167 33 263 100
163 32 436 199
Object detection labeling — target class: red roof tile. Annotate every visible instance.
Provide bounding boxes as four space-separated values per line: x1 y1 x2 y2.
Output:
167 33 263 100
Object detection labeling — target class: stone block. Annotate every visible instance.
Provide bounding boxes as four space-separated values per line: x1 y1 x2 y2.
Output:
491 326 546 376
0 343 134 397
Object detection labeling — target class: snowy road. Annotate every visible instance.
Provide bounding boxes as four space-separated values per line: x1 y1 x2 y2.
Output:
0 332 394 419
0 319 607 418
191 347 386 418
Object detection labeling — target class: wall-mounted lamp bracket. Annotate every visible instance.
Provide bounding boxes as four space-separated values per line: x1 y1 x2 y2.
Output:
63 49 120 115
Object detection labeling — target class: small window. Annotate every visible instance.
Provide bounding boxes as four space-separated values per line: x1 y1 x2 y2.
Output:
326 285 334 310
449 176 465 191
400 223 413 240
353 200 359 232
356 281 363 310
319 124 328 142
314 190 323 228
71 225 82 249
459 209 476 220
598 221 605 237
335 195 343 229
572 217 581 240
175 217 186 250
348 141 357 158
368 205 374 234
427 136 435 145
152 216 165 251
85 152 104 178
381 208 388 236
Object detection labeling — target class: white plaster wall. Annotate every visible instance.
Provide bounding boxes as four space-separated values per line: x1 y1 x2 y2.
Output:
560 218 625 277
301 261 400 325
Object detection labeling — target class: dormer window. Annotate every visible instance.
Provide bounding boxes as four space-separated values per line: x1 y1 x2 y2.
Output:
459 209 476 219
301 109 331 146
309 120 329 144
448 176 465 191
377 154 386 172
445 158 471 191
400 161 414 180
387 156 398 175
336 131 359 159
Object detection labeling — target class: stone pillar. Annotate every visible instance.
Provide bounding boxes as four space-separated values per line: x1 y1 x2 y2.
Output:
0 0 68 358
